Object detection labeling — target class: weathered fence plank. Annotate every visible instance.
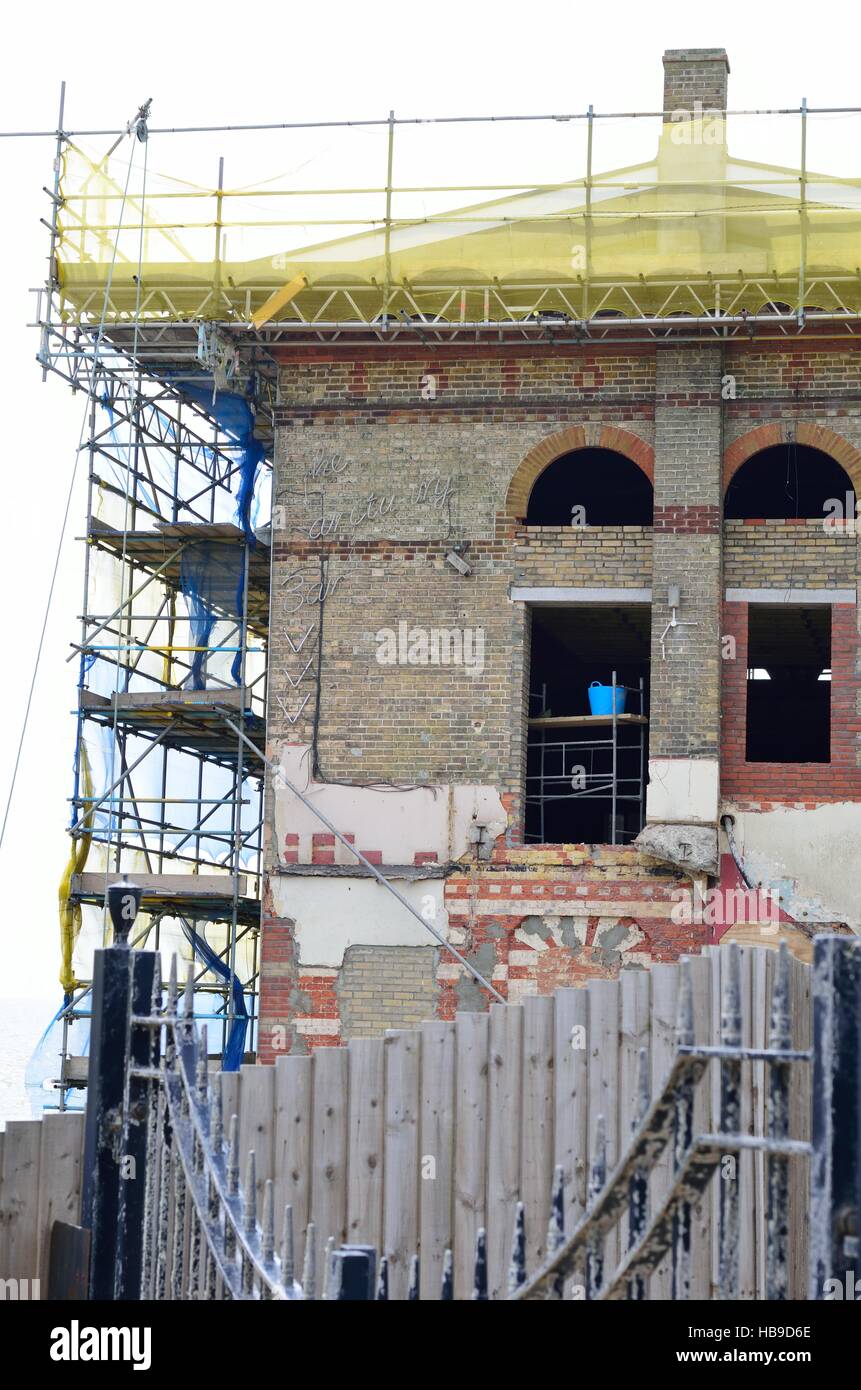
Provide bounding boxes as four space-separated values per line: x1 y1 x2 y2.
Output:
238 1062 274 1203
520 995 555 1274
0 1121 42 1284
553 987 589 1228
619 970 651 1253
310 1046 348 1279
453 1011 489 1300
346 1038 385 1251
383 1029 420 1299
36 1112 85 1283
419 1021 455 1300
220 1071 241 1136
588 978 621 1271
487 1001 523 1300
273 1054 313 1274
649 962 679 1298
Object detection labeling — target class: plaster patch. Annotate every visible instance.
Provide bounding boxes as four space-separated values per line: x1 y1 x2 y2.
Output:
727 802 861 932
271 875 449 967
273 742 506 864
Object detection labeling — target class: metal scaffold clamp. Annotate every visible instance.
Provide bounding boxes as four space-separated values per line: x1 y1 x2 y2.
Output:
129 98 152 144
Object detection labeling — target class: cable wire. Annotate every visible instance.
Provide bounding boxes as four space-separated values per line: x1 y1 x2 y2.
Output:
0 132 139 853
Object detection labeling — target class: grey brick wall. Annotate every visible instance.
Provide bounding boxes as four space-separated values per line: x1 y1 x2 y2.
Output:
336 945 439 1036
662 49 730 114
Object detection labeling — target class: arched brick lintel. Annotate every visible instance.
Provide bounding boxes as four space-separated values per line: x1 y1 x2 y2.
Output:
503 425 655 521
723 423 861 496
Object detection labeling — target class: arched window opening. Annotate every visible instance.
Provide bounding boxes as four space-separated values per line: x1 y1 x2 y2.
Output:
526 447 654 527
725 444 854 521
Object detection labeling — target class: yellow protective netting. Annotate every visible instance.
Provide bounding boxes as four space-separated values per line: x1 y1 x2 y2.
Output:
55 112 861 323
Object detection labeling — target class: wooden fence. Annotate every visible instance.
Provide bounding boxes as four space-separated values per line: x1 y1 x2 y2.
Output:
0 1111 85 1291
0 943 811 1299
220 944 811 1300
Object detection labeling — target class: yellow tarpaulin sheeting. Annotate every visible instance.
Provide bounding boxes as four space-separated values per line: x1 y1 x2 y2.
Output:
55 115 861 323
58 740 93 993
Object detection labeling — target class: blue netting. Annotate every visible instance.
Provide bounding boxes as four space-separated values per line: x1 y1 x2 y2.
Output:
170 385 265 537
180 922 249 1071
180 540 247 689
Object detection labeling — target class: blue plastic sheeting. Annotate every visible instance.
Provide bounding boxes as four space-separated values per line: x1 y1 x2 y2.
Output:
26 931 250 1112
168 384 265 537
179 539 249 688
180 921 248 1071
25 998 90 1115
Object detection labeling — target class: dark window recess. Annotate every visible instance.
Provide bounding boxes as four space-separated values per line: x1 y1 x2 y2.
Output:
725 444 853 520
745 606 831 764
526 447 653 526
525 605 650 844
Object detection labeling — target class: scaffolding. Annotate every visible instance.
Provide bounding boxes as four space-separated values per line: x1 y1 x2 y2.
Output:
526 676 648 846
48 99 861 340
35 225 273 1095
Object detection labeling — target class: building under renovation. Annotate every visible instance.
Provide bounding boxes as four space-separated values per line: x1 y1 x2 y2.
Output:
42 47 861 1080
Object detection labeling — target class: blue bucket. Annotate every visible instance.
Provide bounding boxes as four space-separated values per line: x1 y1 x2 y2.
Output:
588 681 627 716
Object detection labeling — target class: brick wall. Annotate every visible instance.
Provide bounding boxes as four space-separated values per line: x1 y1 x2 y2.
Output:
662 48 729 114
512 525 652 589
260 336 861 1053
258 848 708 1053
649 347 723 760
337 945 438 1036
723 520 856 589
721 600 861 805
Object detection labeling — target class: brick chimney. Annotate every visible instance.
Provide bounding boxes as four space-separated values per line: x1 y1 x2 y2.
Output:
662 48 730 115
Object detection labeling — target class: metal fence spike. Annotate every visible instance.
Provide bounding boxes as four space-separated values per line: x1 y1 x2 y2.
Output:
548 1164 565 1247
183 962 195 1025
440 1248 454 1301
766 942 792 1299
261 1180 275 1264
589 1114 607 1203
150 953 162 1014
407 1252 420 1301
167 954 178 1015
210 1076 223 1150
280 1205 295 1288
376 1254 390 1301
196 1024 209 1102
227 1114 240 1198
472 1227 488 1301
718 944 742 1300
507 1201 527 1294
243 1151 257 1234
302 1223 317 1301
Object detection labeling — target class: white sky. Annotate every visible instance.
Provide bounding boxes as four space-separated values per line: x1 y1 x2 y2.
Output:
0 0 858 1000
